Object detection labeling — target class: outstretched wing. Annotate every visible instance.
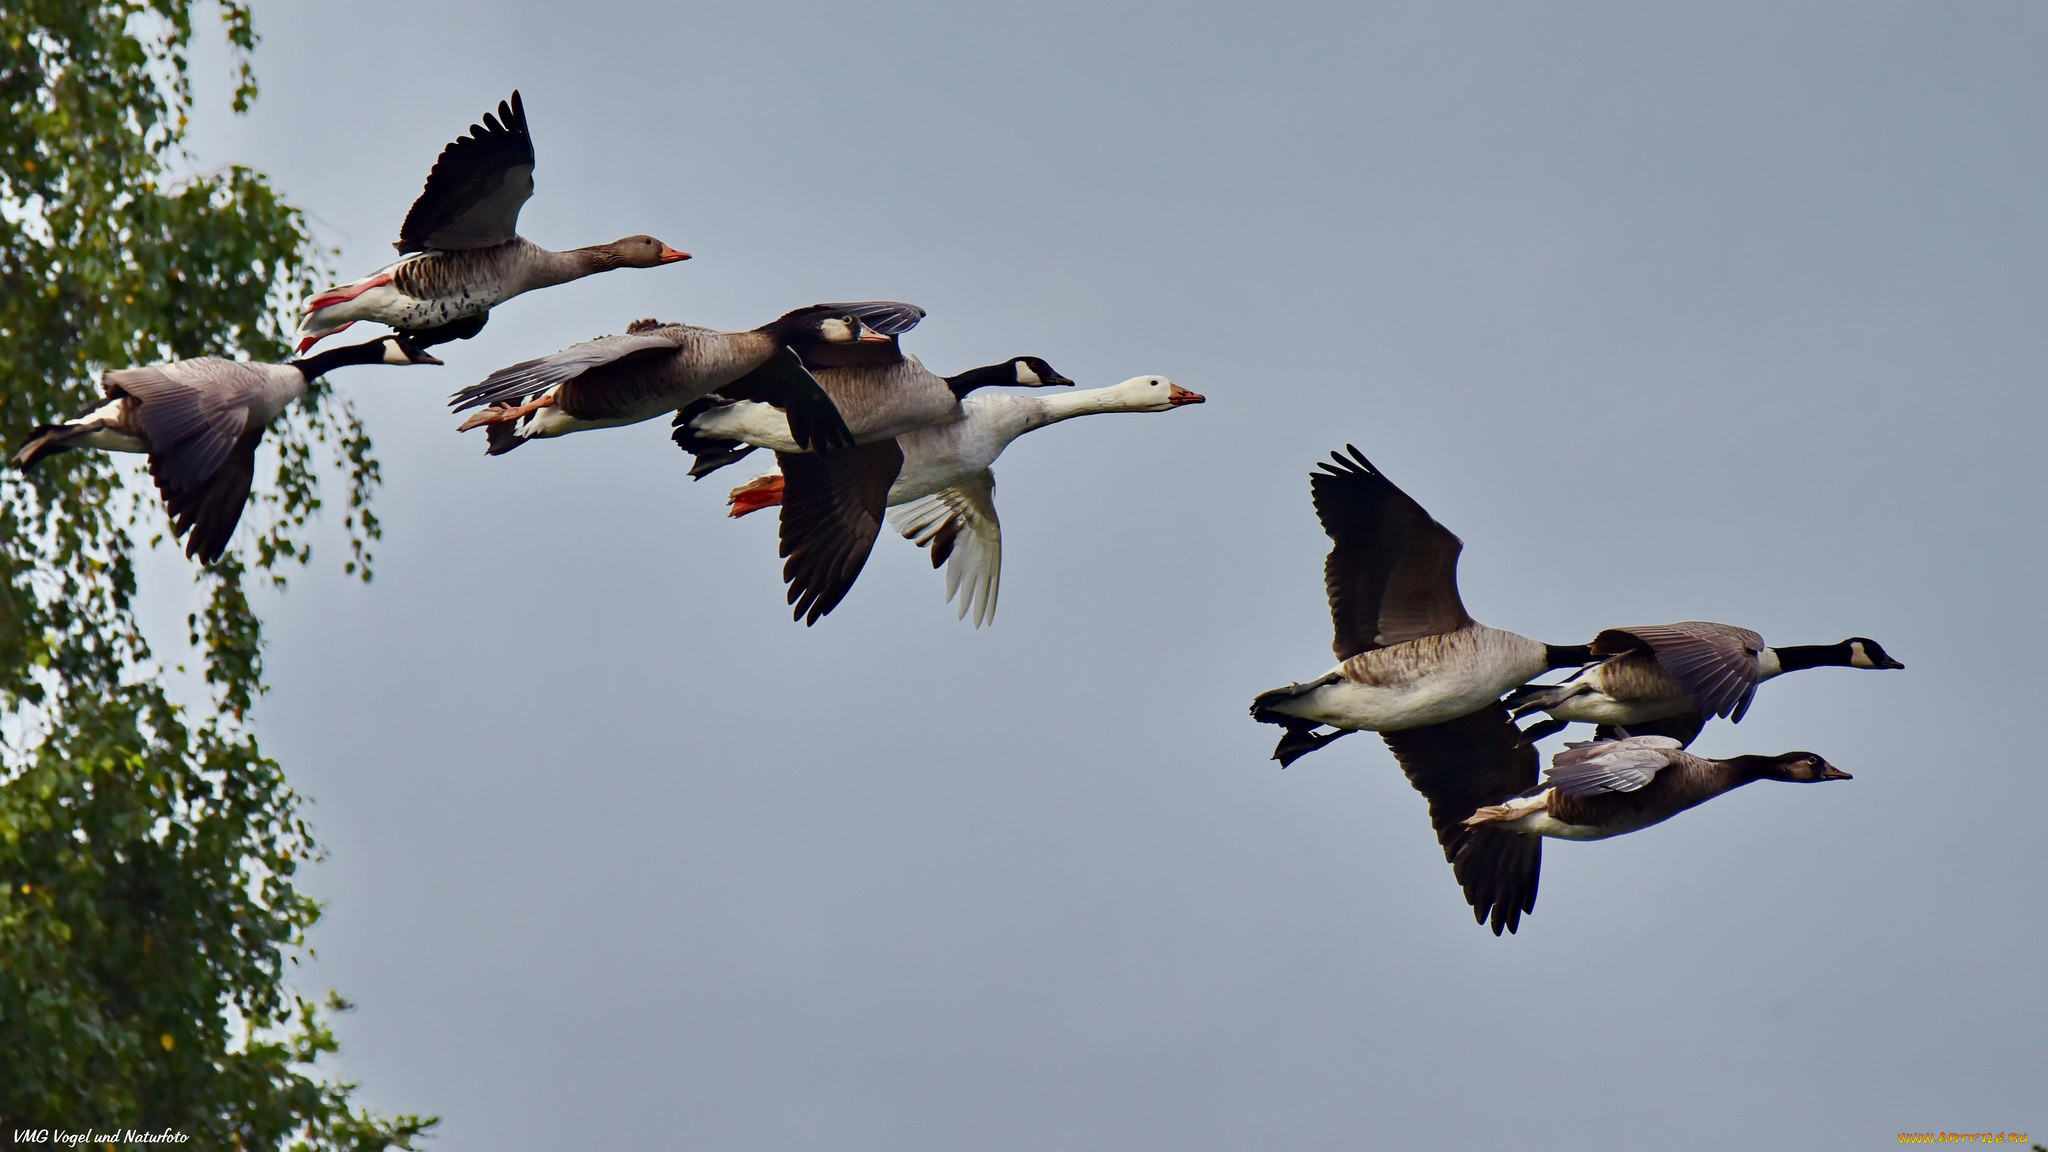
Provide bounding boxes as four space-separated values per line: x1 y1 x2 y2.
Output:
816 301 927 337
159 430 262 564
777 439 906 625
1544 736 1685 797
1594 622 1766 722
1378 704 1542 936
398 91 537 252
1312 445 1471 660
889 470 1002 627
450 328 684 411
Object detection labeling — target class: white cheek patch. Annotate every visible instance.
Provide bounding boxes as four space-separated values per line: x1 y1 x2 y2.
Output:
1013 360 1041 385
1849 642 1872 668
382 341 408 365
820 319 851 343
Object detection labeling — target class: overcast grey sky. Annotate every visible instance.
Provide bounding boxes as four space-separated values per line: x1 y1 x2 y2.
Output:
160 2 2046 1147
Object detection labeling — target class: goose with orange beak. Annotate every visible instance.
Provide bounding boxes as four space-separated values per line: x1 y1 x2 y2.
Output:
296 91 689 352
718 374 1205 626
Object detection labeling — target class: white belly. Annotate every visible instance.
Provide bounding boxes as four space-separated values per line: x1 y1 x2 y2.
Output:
1496 809 1618 841
690 401 800 453
1268 655 1537 732
521 407 641 440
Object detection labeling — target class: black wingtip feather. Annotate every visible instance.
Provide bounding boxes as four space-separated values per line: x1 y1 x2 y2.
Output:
157 433 261 565
12 424 75 469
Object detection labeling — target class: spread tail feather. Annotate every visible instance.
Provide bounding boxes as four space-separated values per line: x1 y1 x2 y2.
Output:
12 422 86 469
1270 724 1355 767
1248 673 1341 724
484 420 525 456
1504 680 1584 718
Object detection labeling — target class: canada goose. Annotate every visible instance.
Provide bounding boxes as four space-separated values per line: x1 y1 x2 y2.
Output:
1249 446 1593 766
721 374 1206 626
1508 622 1905 746
443 302 926 455
295 92 688 352
1436 735 1851 933
12 334 441 562
674 320 1070 624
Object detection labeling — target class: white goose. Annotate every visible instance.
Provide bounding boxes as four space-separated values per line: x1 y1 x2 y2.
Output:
719 374 1205 626
296 92 688 352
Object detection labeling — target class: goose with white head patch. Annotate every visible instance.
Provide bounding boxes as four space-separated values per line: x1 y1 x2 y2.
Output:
1427 734 1852 933
443 302 924 455
1249 445 1593 764
1507 622 1904 747
13 334 441 562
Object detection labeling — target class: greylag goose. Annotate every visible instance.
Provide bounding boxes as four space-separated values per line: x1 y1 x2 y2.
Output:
12 334 441 562
295 92 688 352
1507 623 1904 746
1426 734 1850 933
443 302 927 455
722 374 1205 626
673 315 1066 624
1249 446 1592 767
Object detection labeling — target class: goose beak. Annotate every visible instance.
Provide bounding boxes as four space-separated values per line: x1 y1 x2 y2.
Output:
1820 765 1853 781
1168 384 1205 405
414 350 444 366
659 246 692 263
856 323 893 344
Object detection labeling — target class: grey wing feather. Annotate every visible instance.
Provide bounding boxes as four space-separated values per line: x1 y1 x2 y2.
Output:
105 361 260 492
451 329 684 411
817 301 927 337
1597 622 1765 721
1545 736 1684 797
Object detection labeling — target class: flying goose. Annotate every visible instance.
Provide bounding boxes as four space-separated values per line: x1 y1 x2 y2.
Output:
1249 446 1593 767
1508 622 1905 746
442 302 928 455
1435 734 1852 932
12 334 441 562
721 374 1205 626
295 92 688 352
674 318 1067 624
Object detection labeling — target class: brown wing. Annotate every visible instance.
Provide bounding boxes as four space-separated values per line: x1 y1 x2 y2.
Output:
776 439 905 625
157 428 263 564
1379 704 1542 936
1594 621 1765 722
1312 445 1472 661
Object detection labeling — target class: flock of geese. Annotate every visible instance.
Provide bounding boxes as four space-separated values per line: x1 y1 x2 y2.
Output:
9 93 1901 934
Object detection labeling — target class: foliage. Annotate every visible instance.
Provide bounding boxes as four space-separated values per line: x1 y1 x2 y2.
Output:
0 1 427 1143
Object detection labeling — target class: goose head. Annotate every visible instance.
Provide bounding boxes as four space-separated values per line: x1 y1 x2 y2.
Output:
945 356 1077 397
1843 637 1905 670
1749 752 1853 783
1006 357 1073 387
382 334 444 366
761 305 894 346
596 234 691 268
1100 375 1206 412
